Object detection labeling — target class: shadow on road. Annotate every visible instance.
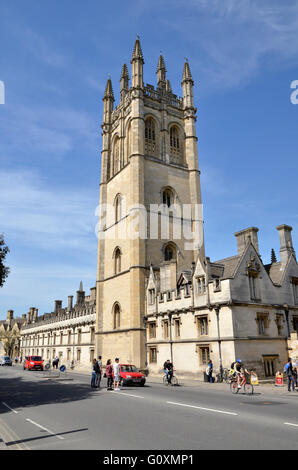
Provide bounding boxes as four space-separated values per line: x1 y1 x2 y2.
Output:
0 374 97 414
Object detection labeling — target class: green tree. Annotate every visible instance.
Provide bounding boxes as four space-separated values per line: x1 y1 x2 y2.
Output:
0 234 10 287
0 329 19 357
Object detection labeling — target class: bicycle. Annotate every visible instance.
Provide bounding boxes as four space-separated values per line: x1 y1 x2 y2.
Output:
162 370 178 386
230 372 254 395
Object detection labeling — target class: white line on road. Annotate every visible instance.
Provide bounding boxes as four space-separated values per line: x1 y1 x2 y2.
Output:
284 422 298 428
25 419 64 440
111 392 145 399
2 402 18 414
167 401 238 416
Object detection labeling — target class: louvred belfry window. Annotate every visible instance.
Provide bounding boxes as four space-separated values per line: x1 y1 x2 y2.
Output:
145 118 156 156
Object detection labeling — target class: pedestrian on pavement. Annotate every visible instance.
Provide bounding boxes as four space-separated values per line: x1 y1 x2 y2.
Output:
206 360 213 383
106 359 113 390
284 358 296 392
52 356 59 369
112 357 121 391
91 359 100 388
96 356 102 388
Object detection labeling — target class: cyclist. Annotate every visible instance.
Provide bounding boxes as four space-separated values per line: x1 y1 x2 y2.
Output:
163 359 174 385
232 359 249 389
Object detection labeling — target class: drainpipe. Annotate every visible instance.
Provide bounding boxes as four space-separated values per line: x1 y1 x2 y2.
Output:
283 304 290 338
215 304 223 378
168 311 173 365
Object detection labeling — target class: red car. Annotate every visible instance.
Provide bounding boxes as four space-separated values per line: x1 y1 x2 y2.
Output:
119 364 146 386
23 355 44 371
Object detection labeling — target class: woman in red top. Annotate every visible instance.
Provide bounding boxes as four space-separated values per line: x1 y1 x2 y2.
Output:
106 359 113 390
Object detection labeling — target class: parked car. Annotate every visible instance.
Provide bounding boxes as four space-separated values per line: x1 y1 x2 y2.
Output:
23 355 44 371
0 355 12 366
118 364 146 386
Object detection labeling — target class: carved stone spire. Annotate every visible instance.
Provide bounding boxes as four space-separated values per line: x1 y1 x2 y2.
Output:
182 58 194 84
130 36 144 89
120 64 129 102
156 54 167 89
131 36 144 63
103 77 114 101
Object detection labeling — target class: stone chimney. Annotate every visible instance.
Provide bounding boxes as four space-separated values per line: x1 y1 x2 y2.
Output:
234 227 259 255
33 308 38 322
54 300 62 314
67 295 73 311
276 224 296 266
6 310 14 323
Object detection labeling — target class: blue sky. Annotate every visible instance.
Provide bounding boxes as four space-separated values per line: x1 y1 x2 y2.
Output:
0 0 298 320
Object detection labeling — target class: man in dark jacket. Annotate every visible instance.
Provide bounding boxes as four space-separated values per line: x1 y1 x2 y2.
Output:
285 358 296 392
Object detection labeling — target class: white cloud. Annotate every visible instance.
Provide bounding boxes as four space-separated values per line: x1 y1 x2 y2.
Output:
161 0 298 88
0 103 98 157
0 168 98 251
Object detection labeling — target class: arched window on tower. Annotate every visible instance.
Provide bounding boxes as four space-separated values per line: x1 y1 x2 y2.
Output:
145 117 156 156
113 303 121 329
113 136 120 175
162 188 174 208
164 243 177 262
114 247 122 275
115 194 122 223
170 126 182 164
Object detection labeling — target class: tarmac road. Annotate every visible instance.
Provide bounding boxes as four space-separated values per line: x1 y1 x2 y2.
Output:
0 365 297 450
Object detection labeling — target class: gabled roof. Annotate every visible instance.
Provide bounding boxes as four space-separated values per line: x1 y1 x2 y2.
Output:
211 255 241 280
177 271 192 287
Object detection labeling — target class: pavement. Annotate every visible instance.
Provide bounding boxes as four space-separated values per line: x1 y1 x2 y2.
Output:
0 364 297 450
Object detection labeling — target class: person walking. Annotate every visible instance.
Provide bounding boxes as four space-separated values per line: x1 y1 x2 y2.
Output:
52 356 59 369
112 358 121 391
206 359 213 383
106 359 113 390
96 356 102 388
284 358 296 392
91 358 100 388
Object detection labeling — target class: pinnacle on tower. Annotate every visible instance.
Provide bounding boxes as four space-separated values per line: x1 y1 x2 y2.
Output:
182 58 194 84
103 77 114 101
271 248 277 264
131 36 144 63
156 54 166 74
120 63 129 81
79 280 84 292
166 79 172 93
156 54 167 89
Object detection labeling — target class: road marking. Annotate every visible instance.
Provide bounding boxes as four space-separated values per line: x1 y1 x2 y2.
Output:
2 402 18 414
284 422 298 428
111 392 145 399
166 401 238 416
25 419 64 440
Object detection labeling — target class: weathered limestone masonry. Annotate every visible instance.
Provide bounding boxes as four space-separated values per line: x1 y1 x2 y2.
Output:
0 310 26 358
146 225 298 379
95 38 203 368
19 283 96 370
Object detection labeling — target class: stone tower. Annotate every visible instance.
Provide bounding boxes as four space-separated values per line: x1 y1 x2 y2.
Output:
95 38 204 367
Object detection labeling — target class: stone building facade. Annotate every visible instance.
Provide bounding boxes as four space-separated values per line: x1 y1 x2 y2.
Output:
0 310 26 358
145 225 298 378
95 38 298 378
95 38 203 368
5 39 297 379
19 283 96 370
